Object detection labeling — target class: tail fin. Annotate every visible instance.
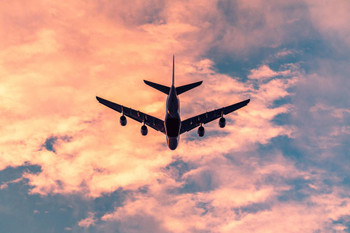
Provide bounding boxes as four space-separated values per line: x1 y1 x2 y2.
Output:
143 55 175 95
144 80 170 95
172 55 175 86
144 56 202 95
176 81 203 95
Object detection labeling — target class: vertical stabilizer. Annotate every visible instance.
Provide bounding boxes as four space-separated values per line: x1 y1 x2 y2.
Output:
172 55 175 86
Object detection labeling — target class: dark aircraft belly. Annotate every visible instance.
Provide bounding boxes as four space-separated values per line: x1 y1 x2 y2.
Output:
167 137 178 150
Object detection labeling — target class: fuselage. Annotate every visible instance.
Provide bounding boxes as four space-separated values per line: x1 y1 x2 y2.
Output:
165 85 181 150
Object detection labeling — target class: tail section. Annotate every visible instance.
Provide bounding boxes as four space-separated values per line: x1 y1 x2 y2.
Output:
176 81 203 95
144 55 202 95
172 55 175 86
172 55 202 95
143 56 174 95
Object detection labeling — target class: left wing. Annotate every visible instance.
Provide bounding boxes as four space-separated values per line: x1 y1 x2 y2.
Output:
96 96 165 134
180 99 250 134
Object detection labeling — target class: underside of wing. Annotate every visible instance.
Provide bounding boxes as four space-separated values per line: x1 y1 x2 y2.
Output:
180 99 250 134
96 96 165 134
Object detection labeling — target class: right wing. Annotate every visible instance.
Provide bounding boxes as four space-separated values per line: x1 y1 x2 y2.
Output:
180 99 250 134
96 96 165 134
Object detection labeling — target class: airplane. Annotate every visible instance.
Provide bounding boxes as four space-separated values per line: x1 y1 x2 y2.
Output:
96 56 250 150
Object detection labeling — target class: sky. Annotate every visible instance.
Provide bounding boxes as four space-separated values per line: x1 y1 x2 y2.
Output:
0 0 349 232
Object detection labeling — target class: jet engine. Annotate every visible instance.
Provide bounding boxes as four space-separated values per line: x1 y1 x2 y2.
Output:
219 117 226 128
197 125 205 137
141 125 148 136
120 115 127 126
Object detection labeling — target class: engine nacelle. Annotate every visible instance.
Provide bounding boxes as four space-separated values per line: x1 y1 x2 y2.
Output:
197 126 205 137
141 125 148 136
120 115 127 126
219 117 226 128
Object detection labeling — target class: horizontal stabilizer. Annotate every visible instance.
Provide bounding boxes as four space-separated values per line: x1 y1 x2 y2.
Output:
144 80 170 95
176 81 203 95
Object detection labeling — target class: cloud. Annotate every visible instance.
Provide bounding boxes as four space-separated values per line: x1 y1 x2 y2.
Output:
96 152 349 233
248 65 291 80
306 0 350 47
1 0 349 233
78 212 96 228
0 177 23 190
274 49 297 58
0 0 299 196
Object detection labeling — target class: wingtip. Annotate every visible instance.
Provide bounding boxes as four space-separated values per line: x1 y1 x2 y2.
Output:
144 80 152 85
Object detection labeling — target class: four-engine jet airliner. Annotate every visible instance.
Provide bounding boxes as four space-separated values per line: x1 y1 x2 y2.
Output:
96 56 250 150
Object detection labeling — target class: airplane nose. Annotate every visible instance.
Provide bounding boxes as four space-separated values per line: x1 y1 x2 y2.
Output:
167 137 178 150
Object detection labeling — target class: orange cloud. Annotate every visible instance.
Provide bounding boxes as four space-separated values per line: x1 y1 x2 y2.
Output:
78 212 96 228
0 0 300 198
0 0 299 195
2 1 347 232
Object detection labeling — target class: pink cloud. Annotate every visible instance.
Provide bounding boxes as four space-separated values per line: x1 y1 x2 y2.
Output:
274 49 296 58
78 212 96 228
306 0 350 46
248 65 291 80
1 1 348 232
98 158 350 232
0 177 23 190
97 153 314 232
0 4 298 194
0 0 298 200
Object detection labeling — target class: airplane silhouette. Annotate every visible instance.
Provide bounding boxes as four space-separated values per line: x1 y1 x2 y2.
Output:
96 56 250 150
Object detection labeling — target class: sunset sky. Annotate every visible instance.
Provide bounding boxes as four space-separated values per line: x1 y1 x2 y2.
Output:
0 0 349 232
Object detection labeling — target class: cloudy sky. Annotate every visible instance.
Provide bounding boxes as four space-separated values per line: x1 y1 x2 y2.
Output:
0 0 349 232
